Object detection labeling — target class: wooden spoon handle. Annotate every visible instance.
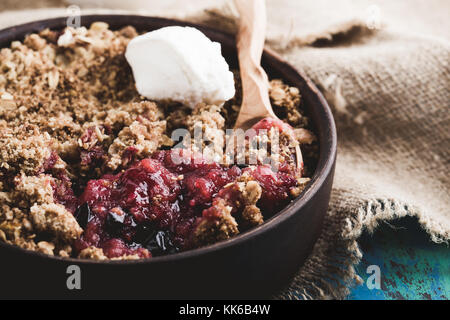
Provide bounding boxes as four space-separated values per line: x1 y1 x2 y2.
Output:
234 0 275 128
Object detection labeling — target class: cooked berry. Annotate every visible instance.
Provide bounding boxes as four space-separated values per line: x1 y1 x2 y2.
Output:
107 208 126 224
104 208 128 236
144 230 179 256
74 203 93 229
73 147 300 258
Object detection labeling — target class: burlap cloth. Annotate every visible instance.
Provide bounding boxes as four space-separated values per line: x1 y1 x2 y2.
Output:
1 0 449 299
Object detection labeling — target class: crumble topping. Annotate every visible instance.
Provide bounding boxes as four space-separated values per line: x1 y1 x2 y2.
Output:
186 103 225 162
78 246 141 261
0 23 318 260
30 202 82 242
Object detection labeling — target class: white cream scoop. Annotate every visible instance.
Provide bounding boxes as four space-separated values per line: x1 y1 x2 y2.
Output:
125 26 235 108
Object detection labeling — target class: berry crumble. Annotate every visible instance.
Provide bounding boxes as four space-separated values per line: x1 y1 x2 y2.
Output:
0 23 318 260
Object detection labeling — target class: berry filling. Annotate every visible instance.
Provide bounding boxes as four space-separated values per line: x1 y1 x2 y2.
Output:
44 119 303 259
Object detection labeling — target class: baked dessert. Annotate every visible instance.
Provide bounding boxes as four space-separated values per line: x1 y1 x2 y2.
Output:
0 23 318 260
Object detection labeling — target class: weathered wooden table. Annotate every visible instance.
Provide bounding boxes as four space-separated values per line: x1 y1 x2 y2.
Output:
349 216 449 300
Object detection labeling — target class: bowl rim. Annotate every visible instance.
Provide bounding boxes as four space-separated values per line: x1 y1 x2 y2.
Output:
0 14 337 265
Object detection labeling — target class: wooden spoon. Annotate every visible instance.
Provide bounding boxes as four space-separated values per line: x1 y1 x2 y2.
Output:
233 0 303 168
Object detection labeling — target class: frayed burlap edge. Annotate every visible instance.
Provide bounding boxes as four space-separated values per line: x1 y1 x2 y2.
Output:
187 4 380 50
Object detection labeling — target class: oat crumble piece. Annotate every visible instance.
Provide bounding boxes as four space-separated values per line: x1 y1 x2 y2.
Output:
79 246 107 260
186 103 225 162
78 246 141 261
294 128 317 145
36 241 55 256
107 108 167 170
193 173 264 247
269 79 306 127
193 200 239 247
30 203 82 241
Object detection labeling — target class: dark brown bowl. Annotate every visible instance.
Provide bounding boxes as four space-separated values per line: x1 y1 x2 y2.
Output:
0 15 336 299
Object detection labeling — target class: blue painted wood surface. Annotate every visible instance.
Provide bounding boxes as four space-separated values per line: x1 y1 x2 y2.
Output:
348 216 449 300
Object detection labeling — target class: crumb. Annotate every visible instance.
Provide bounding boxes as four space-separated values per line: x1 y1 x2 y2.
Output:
79 246 142 260
79 246 107 260
294 128 316 145
37 241 55 255
29 203 82 242
193 199 238 246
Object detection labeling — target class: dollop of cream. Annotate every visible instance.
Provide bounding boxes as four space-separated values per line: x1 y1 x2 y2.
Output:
125 26 235 108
